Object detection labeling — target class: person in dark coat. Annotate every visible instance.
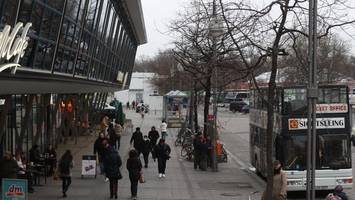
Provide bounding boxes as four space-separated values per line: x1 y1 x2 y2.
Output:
58 150 73 198
94 132 107 174
334 185 348 200
130 127 144 156
148 126 159 150
108 123 118 149
0 151 19 180
126 150 142 200
199 136 208 171
103 147 122 199
152 139 171 178
142 135 151 168
44 144 57 175
29 144 41 164
193 134 201 170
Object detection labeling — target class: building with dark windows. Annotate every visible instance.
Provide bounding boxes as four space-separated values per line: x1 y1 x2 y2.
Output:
0 0 146 156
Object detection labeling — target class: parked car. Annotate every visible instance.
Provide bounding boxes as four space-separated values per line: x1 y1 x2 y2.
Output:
240 105 250 113
136 103 149 113
229 101 248 113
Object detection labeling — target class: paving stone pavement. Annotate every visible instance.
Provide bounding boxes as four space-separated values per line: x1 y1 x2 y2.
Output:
28 108 264 200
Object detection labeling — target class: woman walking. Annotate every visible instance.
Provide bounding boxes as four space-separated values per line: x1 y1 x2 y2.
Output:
58 150 73 198
103 147 122 199
126 150 142 200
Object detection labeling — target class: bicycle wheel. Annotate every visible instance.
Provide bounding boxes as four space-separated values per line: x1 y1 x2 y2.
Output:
175 138 181 146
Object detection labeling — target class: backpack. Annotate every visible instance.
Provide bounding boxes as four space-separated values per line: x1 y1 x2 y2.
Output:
325 193 341 200
59 159 70 174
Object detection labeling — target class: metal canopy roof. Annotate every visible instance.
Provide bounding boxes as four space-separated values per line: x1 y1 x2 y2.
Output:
122 0 147 45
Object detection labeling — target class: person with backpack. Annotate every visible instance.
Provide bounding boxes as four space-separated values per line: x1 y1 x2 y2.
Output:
103 146 122 199
58 150 73 198
261 160 287 200
152 139 171 178
142 135 151 168
126 150 142 200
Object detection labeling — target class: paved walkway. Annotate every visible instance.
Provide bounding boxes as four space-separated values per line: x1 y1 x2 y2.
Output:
28 109 263 200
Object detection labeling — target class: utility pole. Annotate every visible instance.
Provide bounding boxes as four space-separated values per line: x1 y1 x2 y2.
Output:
306 0 318 199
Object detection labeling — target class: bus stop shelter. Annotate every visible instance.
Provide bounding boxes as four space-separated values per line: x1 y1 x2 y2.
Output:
162 90 189 128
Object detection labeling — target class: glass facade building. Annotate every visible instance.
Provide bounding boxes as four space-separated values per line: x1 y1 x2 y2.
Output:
0 0 146 156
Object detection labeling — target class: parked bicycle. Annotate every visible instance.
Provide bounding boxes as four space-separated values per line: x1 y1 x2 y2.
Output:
181 142 194 161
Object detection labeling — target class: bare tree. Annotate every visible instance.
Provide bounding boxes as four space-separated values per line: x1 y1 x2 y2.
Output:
219 0 355 198
170 0 251 128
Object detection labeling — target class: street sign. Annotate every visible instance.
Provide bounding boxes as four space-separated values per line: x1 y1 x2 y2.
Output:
2 178 27 200
81 155 97 178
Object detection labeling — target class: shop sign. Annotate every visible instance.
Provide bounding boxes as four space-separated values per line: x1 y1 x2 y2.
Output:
0 22 32 74
316 104 348 113
288 117 345 130
2 178 27 200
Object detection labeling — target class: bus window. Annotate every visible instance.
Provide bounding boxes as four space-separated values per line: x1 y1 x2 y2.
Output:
317 134 351 169
283 88 307 114
283 135 307 170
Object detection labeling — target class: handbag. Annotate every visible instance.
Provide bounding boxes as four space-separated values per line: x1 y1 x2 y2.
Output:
117 169 123 180
139 172 145 183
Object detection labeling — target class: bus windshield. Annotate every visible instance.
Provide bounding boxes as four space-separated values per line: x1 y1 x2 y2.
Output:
282 134 351 170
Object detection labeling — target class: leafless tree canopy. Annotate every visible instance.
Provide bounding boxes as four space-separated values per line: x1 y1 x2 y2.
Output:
218 0 355 198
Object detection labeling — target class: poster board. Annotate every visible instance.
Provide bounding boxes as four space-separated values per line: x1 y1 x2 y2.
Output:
2 178 27 200
81 155 96 178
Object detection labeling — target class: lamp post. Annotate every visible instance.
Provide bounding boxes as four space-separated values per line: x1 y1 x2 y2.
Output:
209 0 223 172
306 0 318 199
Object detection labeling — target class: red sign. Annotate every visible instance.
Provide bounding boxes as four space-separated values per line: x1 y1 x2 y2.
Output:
208 115 215 121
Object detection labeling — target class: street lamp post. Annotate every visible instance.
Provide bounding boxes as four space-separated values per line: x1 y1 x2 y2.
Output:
209 0 223 172
306 0 318 199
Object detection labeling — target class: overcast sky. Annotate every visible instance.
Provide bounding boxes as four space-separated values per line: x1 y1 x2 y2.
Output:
135 0 189 59
136 0 355 60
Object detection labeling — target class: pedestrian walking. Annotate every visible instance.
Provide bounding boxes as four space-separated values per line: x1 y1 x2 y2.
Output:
142 135 151 168
94 132 108 175
58 150 73 198
148 126 159 150
108 123 118 149
325 185 348 200
152 139 171 178
103 147 122 199
126 150 142 200
114 119 123 150
132 100 136 110
261 160 287 200
193 134 202 170
130 127 144 156
160 120 168 139
126 101 130 109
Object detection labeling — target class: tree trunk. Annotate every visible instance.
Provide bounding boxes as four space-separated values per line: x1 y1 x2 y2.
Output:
194 85 199 132
203 76 212 135
265 47 280 200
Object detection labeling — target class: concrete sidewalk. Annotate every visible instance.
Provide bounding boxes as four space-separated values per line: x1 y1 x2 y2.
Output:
28 108 263 200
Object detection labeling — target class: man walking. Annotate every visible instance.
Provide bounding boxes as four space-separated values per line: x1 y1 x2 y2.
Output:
130 127 144 156
153 139 171 178
160 120 168 140
148 126 159 149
